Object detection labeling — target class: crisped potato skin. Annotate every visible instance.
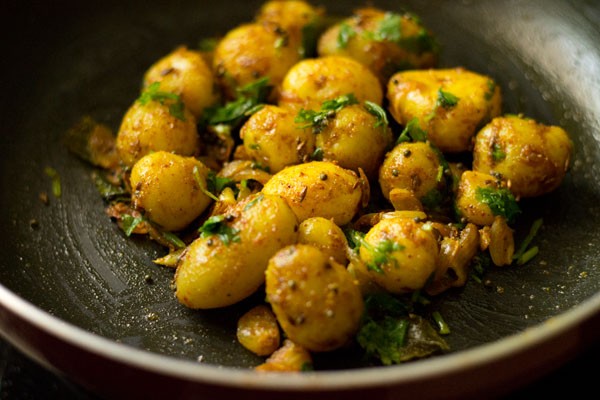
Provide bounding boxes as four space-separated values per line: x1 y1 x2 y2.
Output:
473 115 573 197
237 305 280 356
455 170 503 226
278 56 383 111
143 46 218 119
262 161 364 225
265 244 364 352
297 217 349 265
116 101 198 167
130 151 212 231
359 217 439 293
175 193 298 309
387 67 501 153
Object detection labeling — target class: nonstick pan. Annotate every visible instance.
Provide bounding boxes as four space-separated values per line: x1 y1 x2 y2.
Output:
0 0 599 399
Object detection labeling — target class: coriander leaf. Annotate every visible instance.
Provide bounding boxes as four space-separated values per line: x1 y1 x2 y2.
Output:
362 239 404 274
295 93 358 132
138 82 186 121
420 188 443 210
373 12 403 43
364 101 389 129
363 292 409 319
396 117 427 144
397 28 439 54
436 89 460 109
492 143 506 162
337 22 356 49
357 317 410 366
206 171 237 197
161 231 186 249
310 147 324 161
92 172 129 201
300 21 320 58
475 187 521 223
198 215 241 245
121 214 144 237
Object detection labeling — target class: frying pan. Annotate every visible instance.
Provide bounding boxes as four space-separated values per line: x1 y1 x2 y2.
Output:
0 0 598 398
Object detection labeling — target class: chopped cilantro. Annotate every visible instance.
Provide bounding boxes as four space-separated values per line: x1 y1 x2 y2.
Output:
161 231 186 249
138 82 186 121
310 147 324 161
364 101 389 130
121 214 144 237
92 172 129 201
475 187 521 223
513 218 543 263
420 188 444 210
357 317 410 365
44 167 62 198
360 238 405 274
485 79 497 101
492 143 506 162
396 117 428 144
295 93 358 133
337 22 356 49
198 215 241 245
436 89 460 109
372 12 403 43
206 171 237 197
300 21 320 58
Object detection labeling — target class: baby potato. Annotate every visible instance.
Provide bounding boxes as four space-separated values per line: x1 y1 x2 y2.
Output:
358 217 439 294
455 170 506 226
241 105 315 173
298 217 349 265
379 142 445 206
237 305 280 357
255 339 313 372
175 193 298 309
129 151 212 232
262 161 365 225
318 7 438 84
265 244 364 352
473 115 573 198
387 67 502 153
213 22 302 99
316 104 393 179
116 100 198 167
278 56 383 111
143 46 218 119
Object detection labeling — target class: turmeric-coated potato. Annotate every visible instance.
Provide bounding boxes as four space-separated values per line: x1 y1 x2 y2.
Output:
130 151 212 231
175 193 298 309
455 170 507 226
298 217 349 265
387 67 502 153
358 217 439 293
116 100 198 167
241 105 315 173
237 305 280 356
379 142 445 206
213 22 302 99
143 46 218 119
278 56 383 111
265 244 364 352
262 161 365 225
318 7 438 84
473 115 573 198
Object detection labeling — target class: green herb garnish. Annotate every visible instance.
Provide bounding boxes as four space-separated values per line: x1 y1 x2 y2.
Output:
436 89 460 109
432 311 451 335
161 231 186 249
44 167 62 198
513 218 543 264
371 12 403 43
198 215 241 245
337 22 356 48
475 187 521 223
492 143 506 162
138 82 186 121
310 147 324 161
485 79 497 101
364 101 389 129
300 20 320 58
121 214 144 237
295 93 358 133
244 193 264 211
198 37 219 52
396 117 428 144
357 317 410 365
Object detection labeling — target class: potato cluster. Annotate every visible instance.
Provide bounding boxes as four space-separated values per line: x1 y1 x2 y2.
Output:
102 0 573 371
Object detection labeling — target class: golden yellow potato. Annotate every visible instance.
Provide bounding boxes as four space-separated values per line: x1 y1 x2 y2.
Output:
387 67 502 153
265 244 364 352
473 115 573 198
143 46 218 119
278 56 383 111
379 142 445 207
316 104 393 178
318 7 438 84
297 217 348 265
455 170 508 226
129 151 212 232
116 100 198 167
262 161 365 225
175 193 298 309
358 217 439 293
241 105 315 173
213 22 302 99
255 339 313 372
237 305 280 356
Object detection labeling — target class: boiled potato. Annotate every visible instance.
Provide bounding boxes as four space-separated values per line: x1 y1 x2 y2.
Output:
255 339 313 372
455 170 507 226
143 46 218 119
116 99 198 167
278 56 383 111
298 217 348 265
175 193 298 309
129 151 212 232
237 305 280 356
213 22 302 99
241 105 315 173
262 161 366 225
387 67 502 153
318 7 438 84
473 115 573 198
265 244 364 352
358 216 439 293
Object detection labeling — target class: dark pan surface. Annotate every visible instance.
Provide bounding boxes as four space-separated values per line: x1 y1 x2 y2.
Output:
0 0 599 394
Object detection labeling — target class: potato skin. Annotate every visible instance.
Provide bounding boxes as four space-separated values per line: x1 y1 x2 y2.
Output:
262 161 364 225
387 67 501 153
241 105 315 173
237 305 280 356
129 151 212 231
278 56 383 111
143 46 218 119
297 217 349 265
116 100 198 167
265 244 364 352
175 193 298 309
455 170 503 226
473 115 573 198
358 217 439 293
256 0 322 49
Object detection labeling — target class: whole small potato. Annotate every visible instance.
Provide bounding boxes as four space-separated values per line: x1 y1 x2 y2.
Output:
130 151 212 232
387 67 502 153
278 56 383 111
358 217 439 293
175 193 298 309
143 46 218 119
298 217 349 265
265 244 364 352
262 161 365 225
116 100 198 167
473 115 573 198
455 170 506 226
237 305 280 357
241 105 315 173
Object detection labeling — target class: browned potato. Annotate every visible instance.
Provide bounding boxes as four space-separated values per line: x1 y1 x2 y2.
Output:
455 170 509 226
237 305 280 356
265 244 364 352
318 7 438 83
255 339 313 372
387 67 502 153
473 115 573 198
297 217 349 265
